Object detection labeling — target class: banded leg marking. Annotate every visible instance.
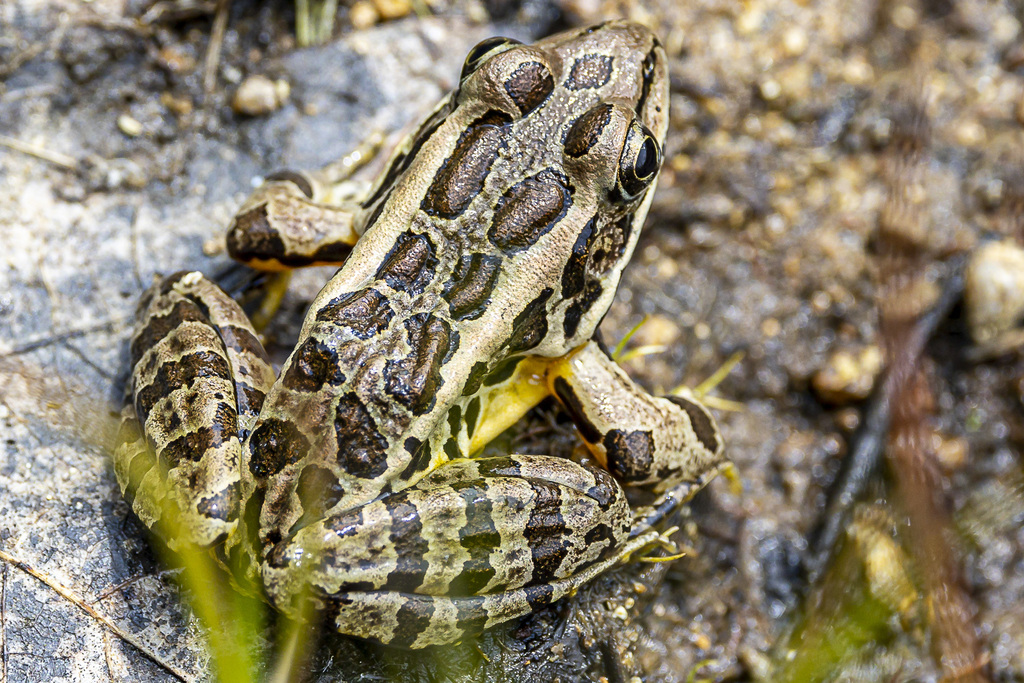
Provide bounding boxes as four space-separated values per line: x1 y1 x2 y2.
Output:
323 527 663 649
115 271 275 550
260 455 632 647
462 342 723 496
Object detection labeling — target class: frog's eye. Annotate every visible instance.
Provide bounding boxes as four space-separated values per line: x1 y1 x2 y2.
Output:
461 37 523 81
617 122 661 200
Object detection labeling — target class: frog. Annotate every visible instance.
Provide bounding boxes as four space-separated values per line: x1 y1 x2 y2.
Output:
114 20 726 648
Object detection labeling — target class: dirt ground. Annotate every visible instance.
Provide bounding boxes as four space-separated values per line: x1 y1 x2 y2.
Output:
2 0 1024 681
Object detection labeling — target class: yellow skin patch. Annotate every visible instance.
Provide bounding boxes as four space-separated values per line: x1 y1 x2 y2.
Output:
467 356 551 454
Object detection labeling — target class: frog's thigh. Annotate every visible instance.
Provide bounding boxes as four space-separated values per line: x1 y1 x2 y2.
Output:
264 455 632 648
115 271 275 550
548 341 725 493
227 171 362 271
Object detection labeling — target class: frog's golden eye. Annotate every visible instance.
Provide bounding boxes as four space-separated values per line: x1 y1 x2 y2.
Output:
461 37 523 81
617 122 661 200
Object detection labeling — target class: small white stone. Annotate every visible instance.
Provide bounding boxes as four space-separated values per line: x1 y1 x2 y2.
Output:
117 114 143 137
892 4 918 30
232 75 290 116
759 79 781 101
965 240 1024 345
782 27 807 57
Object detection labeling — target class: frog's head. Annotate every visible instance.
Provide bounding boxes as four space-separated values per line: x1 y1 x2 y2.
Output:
452 21 670 357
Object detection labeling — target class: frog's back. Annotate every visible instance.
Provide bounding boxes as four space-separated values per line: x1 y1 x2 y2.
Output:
245 20 669 543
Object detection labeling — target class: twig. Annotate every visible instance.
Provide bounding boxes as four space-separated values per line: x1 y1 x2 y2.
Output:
0 319 123 359
203 0 232 96
95 570 179 602
140 0 216 25
0 134 78 170
0 548 193 682
804 257 965 584
2 562 8 683
874 95 988 681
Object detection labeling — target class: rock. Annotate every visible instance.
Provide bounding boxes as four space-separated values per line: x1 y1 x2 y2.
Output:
964 240 1024 347
812 346 883 405
232 75 290 116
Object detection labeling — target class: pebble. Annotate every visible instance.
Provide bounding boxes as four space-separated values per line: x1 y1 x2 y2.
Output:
157 45 196 74
812 346 883 405
631 314 682 347
955 118 986 146
761 318 781 337
782 27 807 57
117 114 143 137
964 240 1024 345
736 6 764 35
934 435 969 472
160 92 193 116
842 53 874 85
777 62 812 102
892 4 919 30
994 15 1021 46
350 1 378 29
758 79 781 101
836 407 860 431
232 75 290 116
373 0 411 20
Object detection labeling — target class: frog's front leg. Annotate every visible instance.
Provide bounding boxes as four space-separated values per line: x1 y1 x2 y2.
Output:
114 271 276 556
463 340 725 502
225 166 372 329
260 455 635 648
227 168 365 271
547 341 725 498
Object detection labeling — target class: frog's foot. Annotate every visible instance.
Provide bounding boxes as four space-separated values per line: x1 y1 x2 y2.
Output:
114 271 275 556
224 164 374 326
259 455 633 648
547 340 725 494
227 170 363 272
627 465 726 539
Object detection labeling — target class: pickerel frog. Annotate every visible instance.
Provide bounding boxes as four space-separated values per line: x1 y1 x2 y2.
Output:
116 20 725 648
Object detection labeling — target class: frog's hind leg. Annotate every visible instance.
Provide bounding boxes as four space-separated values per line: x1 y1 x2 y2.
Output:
114 271 276 554
547 340 726 507
260 455 639 648
321 525 660 650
